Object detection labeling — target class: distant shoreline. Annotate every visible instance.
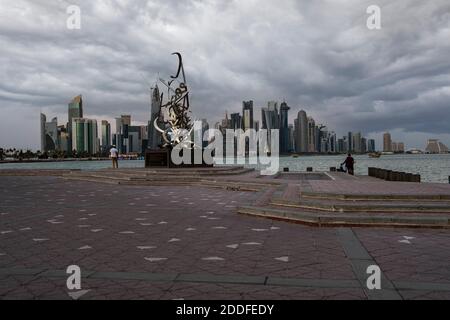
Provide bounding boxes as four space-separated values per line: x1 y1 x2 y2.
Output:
0 158 143 164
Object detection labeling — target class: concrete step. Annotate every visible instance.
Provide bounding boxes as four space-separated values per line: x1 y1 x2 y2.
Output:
271 197 450 213
301 191 450 201
0 169 80 176
237 205 450 228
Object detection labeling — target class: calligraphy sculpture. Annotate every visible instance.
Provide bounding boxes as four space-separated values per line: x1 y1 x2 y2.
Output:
154 52 195 149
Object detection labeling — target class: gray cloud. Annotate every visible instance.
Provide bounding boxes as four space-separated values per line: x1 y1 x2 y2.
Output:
0 0 449 150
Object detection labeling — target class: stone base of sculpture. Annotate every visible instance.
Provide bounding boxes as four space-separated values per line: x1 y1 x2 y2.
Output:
145 148 213 168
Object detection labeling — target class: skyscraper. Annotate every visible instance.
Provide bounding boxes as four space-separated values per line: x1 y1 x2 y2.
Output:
337 138 344 153
347 132 353 152
71 118 99 155
383 132 392 152
361 137 367 153
148 86 162 149
368 139 376 152
329 132 337 153
40 113 58 152
307 117 316 153
121 115 131 126
127 125 143 153
40 113 46 152
121 115 131 154
295 110 308 153
288 124 294 152
68 95 83 153
279 102 290 153
261 102 280 154
101 120 111 149
230 113 242 130
353 132 362 153
242 101 254 130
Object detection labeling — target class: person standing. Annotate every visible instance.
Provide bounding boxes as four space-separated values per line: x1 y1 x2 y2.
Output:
342 153 355 175
110 145 119 169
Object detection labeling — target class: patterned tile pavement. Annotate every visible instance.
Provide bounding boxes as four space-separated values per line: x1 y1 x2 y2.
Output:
1 176 450 300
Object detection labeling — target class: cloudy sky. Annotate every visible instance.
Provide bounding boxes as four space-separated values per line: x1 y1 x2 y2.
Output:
1 0 449 150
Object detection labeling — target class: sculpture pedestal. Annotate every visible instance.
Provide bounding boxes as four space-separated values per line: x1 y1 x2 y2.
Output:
145 149 170 168
145 148 213 168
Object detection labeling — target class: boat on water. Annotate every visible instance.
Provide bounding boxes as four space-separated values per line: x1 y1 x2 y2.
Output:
369 152 381 158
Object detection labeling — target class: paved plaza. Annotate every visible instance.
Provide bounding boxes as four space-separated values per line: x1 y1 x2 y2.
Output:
1 172 450 300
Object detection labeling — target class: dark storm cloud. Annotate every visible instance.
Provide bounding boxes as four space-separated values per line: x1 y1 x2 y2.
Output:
0 0 449 149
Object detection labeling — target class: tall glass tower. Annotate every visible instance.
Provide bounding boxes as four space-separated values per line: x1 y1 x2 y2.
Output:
242 100 254 130
147 86 162 149
279 101 290 153
68 95 83 153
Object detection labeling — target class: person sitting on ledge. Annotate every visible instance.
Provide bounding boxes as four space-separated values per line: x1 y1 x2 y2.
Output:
110 145 119 169
341 153 355 175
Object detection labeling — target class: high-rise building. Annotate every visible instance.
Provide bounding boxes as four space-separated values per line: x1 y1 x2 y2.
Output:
140 125 148 152
361 137 367 153
288 124 295 152
347 132 353 152
40 113 46 152
368 139 376 152
391 142 398 152
329 132 337 153
148 86 162 149
425 139 449 154
261 102 280 154
383 132 392 152
293 118 298 152
127 125 142 153
315 125 322 153
71 118 99 155
230 113 242 130
113 117 122 152
122 115 130 153
121 115 131 126
337 138 345 153
221 112 231 130
261 102 280 130
101 120 111 149
113 115 131 154
242 101 254 130
40 113 59 152
295 110 308 153
58 126 69 153
307 117 316 153
353 132 362 153
397 142 405 153
279 101 290 153
68 95 83 153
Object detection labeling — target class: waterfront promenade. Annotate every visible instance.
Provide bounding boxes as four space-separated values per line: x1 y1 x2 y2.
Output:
1 168 450 299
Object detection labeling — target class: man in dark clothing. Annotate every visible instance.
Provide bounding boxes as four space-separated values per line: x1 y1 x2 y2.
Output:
342 154 355 175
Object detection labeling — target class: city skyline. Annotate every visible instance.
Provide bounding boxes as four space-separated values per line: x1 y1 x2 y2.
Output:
1 1 450 150
38 93 407 156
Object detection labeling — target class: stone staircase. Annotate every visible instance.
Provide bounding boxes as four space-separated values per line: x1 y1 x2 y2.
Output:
237 184 450 228
61 166 274 192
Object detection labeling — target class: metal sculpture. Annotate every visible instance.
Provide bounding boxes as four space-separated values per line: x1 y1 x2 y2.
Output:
154 52 194 148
